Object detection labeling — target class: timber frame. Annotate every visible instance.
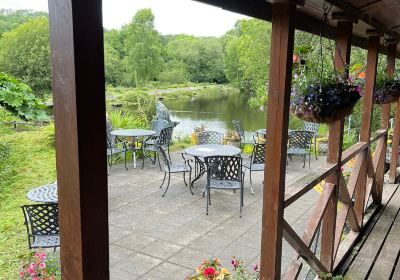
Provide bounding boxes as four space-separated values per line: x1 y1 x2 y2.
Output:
48 0 400 279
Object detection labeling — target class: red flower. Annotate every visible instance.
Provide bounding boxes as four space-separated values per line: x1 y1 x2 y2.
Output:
293 55 299 63
204 267 216 278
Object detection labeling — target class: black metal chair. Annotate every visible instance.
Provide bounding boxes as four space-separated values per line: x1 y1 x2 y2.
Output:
302 121 320 159
158 146 193 197
144 119 170 146
287 130 313 168
143 125 174 169
232 120 255 146
197 131 224 145
21 203 60 250
106 119 128 173
243 143 266 192
204 156 244 217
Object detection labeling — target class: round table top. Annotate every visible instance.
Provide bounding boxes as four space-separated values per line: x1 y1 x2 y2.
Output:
185 144 241 158
27 183 58 203
111 129 156 137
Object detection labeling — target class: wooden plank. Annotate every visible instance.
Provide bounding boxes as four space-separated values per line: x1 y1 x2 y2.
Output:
321 20 352 271
284 163 337 207
282 220 328 275
341 141 368 165
355 35 380 226
370 129 388 143
391 256 400 280
368 204 400 279
48 0 109 279
372 139 385 203
283 184 335 280
260 2 296 279
390 99 400 183
334 184 399 272
344 186 400 279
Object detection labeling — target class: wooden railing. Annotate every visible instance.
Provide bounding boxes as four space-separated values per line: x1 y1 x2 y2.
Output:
283 128 389 279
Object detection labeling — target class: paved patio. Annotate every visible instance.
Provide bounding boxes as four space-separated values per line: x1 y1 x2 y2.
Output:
107 151 325 279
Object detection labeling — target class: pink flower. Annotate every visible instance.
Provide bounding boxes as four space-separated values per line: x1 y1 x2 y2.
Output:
28 263 36 275
204 267 216 278
253 264 259 271
19 271 24 278
33 277 39 280
231 259 238 268
39 262 46 269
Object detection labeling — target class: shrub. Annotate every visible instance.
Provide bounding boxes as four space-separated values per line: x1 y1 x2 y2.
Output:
107 110 149 129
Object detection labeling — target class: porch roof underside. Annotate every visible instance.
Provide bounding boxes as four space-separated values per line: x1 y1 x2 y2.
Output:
195 0 400 57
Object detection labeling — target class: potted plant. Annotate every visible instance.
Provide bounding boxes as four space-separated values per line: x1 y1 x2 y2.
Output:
374 76 400 104
19 250 61 280
223 131 241 147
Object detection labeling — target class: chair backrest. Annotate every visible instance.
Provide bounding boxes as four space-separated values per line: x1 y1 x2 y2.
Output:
21 203 59 237
232 120 245 138
205 156 242 181
251 143 266 164
302 122 319 136
288 130 314 149
157 146 170 170
157 125 174 147
106 119 115 148
151 119 170 135
197 131 224 145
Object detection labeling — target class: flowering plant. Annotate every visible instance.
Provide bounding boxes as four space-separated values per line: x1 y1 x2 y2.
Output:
231 257 260 280
19 250 61 280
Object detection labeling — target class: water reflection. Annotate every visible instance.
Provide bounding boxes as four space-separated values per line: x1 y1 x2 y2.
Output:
163 92 266 137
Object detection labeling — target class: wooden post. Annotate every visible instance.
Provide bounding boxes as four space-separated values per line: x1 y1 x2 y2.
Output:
375 43 396 201
260 1 296 279
389 43 399 183
320 20 352 271
48 0 109 279
354 35 380 224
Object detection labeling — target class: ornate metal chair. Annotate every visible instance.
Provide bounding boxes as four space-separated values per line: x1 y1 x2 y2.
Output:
157 146 193 197
287 130 314 168
232 120 255 146
21 203 60 250
197 131 224 145
144 119 170 146
204 156 244 217
106 119 128 173
143 125 174 169
302 121 320 159
243 143 266 192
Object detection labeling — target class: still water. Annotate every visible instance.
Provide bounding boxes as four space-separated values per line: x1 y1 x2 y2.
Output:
163 92 267 137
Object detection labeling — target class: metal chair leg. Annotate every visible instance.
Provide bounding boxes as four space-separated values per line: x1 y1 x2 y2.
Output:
160 172 166 188
249 170 253 185
124 152 128 170
162 173 171 197
183 172 187 186
206 187 210 215
315 138 318 160
188 170 194 195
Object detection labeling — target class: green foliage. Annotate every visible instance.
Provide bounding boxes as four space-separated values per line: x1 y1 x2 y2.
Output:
0 72 48 121
125 9 162 86
122 88 156 121
0 141 10 161
158 60 188 84
39 123 55 147
104 43 123 86
0 9 47 38
107 110 149 129
0 17 51 97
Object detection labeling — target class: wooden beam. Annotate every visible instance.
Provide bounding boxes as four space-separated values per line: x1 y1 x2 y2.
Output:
355 35 380 226
321 20 352 272
260 2 296 279
48 0 109 279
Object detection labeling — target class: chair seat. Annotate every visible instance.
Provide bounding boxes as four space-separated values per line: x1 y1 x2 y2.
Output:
287 148 309 155
208 179 241 189
164 163 190 173
243 163 264 171
32 235 60 248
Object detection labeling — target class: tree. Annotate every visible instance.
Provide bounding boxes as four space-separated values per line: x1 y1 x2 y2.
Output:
104 43 123 86
125 9 162 86
0 9 48 38
0 17 50 97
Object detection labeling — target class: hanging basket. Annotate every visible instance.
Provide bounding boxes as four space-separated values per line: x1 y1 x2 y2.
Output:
291 83 361 124
374 80 400 104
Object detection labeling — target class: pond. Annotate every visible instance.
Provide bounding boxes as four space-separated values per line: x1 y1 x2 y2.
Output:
163 91 267 138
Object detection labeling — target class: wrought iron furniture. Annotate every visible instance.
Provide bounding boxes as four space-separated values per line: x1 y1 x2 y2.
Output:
27 183 58 203
143 125 174 169
184 144 241 187
243 143 266 191
157 146 193 197
110 129 156 168
302 121 320 159
204 156 244 217
287 130 314 168
232 120 255 146
144 119 170 147
107 120 128 172
21 203 60 250
197 131 224 145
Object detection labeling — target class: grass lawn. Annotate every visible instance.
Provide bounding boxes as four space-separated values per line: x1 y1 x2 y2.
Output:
0 126 56 279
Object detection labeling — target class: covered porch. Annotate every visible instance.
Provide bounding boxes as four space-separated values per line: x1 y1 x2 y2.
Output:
48 0 400 279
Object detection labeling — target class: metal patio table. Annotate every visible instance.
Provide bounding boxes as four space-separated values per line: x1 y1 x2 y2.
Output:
184 144 241 186
111 129 156 168
27 183 58 203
